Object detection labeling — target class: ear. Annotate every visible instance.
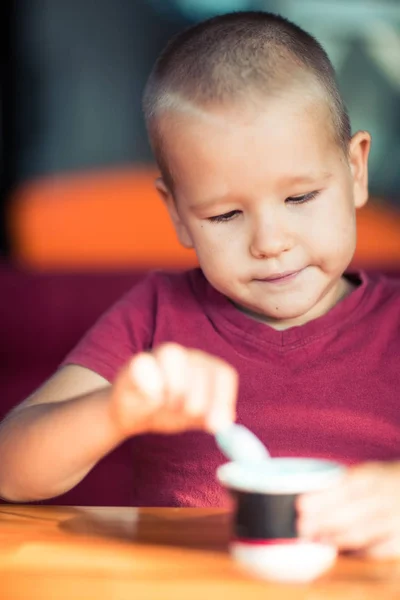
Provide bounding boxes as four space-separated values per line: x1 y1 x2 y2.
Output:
154 178 194 249
348 131 371 209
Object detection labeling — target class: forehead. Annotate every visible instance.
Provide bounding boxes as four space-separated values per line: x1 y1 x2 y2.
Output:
157 95 340 198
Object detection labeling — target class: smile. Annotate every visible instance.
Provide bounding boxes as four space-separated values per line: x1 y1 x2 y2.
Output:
254 269 303 284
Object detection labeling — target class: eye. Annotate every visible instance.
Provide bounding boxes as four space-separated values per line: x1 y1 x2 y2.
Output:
286 190 320 204
208 210 241 223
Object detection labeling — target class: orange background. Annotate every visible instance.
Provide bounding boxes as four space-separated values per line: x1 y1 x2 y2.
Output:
8 167 400 271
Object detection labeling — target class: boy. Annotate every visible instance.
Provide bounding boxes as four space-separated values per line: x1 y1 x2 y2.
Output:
0 11 399 558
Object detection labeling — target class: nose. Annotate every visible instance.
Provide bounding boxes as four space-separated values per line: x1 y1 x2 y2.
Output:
249 214 292 259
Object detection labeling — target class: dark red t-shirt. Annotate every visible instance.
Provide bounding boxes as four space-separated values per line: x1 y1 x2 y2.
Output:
60 269 400 507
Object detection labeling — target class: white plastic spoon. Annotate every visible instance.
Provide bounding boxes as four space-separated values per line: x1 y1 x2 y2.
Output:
215 423 270 463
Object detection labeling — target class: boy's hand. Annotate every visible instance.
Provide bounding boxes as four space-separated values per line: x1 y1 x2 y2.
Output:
297 461 400 558
109 343 238 438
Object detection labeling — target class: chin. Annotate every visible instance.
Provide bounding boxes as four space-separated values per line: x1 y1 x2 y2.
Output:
254 300 317 323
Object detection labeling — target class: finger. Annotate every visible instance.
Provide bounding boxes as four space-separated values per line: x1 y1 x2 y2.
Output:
298 472 399 536
185 353 213 424
153 344 188 409
129 353 164 405
299 470 370 516
319 517 394 552
206 362 238 433
299 492 387 538
299 493 376 533
298 466 385 528
364 536 400 560
298 495 400 552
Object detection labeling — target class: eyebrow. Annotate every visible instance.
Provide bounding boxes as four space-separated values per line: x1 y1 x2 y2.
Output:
286 172 333 185
286 171 332 183
190 172 333 210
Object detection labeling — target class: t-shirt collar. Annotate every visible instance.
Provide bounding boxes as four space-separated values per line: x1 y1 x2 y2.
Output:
193 269 372 347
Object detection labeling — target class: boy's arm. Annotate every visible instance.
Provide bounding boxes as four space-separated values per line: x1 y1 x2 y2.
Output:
0 365 125 502
0 344 237 504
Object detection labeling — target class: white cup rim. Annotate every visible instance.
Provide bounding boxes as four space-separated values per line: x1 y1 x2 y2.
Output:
217 457 345 494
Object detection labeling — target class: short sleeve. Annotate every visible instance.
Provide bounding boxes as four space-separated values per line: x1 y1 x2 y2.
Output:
60 272 157 382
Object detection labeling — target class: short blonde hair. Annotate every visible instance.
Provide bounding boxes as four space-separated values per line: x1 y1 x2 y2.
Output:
143 11 351 188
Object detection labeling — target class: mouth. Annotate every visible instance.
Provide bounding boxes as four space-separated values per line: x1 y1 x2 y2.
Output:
254 269 303 283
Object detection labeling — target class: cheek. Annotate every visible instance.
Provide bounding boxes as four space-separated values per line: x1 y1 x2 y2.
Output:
192 224 243 262
191 225 247 290
305 196 357 261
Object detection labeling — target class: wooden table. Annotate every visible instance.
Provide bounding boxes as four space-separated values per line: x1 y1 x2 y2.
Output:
0 506 400 600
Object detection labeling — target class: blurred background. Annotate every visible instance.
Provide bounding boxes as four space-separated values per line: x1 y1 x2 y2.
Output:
1 0 400 269
1 0 400 417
